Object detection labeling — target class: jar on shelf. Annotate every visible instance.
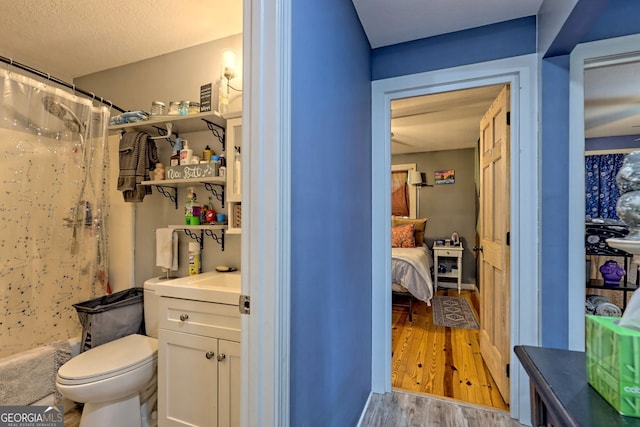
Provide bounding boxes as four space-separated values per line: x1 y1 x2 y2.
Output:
189 102 200 114
168 101 180 115
151 101 166 116
179 101 190 116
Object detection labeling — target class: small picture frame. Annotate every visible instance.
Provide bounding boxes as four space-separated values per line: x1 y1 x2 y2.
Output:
434 169 455 185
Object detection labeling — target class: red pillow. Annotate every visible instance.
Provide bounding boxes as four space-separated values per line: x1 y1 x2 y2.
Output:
392 223 415 248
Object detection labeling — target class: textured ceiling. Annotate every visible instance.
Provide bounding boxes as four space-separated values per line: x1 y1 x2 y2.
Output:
0 0 243 80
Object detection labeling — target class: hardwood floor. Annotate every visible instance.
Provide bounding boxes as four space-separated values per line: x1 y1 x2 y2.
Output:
391 288 508 411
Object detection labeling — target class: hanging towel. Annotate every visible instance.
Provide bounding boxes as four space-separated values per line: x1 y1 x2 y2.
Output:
117 131 158 202
156 228 178 270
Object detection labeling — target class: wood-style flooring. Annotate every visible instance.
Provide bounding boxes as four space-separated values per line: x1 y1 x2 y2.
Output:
360 390 523 427
391 288 508 411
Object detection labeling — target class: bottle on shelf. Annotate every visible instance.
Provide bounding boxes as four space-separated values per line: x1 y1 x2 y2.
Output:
184 187 201 225
202 145 213 163
180 139 193 165
170 138 183 167
234 147 241 195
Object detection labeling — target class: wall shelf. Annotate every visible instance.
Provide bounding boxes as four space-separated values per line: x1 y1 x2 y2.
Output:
108 112 226 149
169 224 226 251
141 177 226 209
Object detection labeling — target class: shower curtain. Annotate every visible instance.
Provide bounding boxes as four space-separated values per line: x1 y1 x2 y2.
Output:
0 68 110 358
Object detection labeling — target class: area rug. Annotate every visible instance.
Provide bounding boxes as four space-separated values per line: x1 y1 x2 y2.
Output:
432 296 479 330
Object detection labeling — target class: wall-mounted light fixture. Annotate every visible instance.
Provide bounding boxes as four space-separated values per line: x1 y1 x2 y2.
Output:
218 49 236 114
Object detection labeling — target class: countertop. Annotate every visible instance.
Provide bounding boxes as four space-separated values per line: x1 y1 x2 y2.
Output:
150 271 241 305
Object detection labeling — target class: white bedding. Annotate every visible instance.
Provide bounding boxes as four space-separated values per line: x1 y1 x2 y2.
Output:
391 245 433 304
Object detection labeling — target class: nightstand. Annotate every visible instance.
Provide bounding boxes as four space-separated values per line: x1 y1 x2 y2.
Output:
433 244 463 293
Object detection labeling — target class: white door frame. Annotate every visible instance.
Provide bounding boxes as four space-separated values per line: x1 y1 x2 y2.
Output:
241 0 291 425
371 54 539 423
568 33 640 351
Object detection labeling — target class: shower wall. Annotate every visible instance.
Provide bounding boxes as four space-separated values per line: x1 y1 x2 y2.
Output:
0 71 109 358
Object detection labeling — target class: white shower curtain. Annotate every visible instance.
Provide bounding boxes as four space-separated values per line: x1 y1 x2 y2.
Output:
0 68 110 358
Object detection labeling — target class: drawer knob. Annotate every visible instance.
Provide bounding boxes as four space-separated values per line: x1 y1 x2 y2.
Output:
179 314 189 322
217 353 226 362
205 351 215 359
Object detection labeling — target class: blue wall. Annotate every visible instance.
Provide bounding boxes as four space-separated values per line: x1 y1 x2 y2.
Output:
290 1 372 425
371 17 536 80
540 55 571 348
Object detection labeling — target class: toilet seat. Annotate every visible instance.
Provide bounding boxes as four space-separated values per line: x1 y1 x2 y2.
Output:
57 334 157 386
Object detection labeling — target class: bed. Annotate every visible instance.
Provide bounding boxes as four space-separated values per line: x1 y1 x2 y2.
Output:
391 217 434 320
392 245 434 305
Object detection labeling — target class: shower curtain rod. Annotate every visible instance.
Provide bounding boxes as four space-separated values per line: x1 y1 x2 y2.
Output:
0 55 126 113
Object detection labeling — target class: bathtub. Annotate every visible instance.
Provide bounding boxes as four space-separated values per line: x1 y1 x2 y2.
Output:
0 336 80 413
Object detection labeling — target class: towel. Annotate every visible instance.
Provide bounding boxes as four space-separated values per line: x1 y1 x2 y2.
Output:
156 228 178 270
117 131 159 202
0 341 71 406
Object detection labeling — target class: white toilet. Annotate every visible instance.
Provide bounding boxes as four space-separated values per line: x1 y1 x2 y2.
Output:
56 278 162 427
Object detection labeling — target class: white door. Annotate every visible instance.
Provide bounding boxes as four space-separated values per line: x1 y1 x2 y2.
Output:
478 84 511 403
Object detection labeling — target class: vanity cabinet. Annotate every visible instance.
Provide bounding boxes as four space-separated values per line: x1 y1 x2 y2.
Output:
157 296 241 427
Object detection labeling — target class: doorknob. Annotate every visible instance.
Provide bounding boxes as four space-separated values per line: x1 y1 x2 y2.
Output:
472 246 483 252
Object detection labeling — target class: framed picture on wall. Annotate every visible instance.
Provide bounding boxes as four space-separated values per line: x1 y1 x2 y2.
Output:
434 169 455 185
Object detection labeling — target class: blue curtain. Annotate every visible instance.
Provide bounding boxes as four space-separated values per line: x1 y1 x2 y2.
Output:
585 154 625 220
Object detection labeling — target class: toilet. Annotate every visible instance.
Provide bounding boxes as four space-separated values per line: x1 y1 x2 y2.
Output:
56 278 162 427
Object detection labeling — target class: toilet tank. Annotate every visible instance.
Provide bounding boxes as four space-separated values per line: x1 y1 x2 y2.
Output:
143 277 163 338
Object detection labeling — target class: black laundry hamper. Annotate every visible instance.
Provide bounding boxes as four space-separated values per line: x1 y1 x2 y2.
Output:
73 287 145 352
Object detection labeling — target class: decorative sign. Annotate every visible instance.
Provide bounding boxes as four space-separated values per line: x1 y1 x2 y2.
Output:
434 169 455 185
166 164 217 180
200 83 212 112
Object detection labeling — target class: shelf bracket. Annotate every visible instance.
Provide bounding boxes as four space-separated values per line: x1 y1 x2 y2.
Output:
180 228 204 250
154 185 178 209
203 182 224 208
202 119 225 152
204 228 225 251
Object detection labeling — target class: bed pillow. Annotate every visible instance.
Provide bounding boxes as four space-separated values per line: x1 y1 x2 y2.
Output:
392 217 428 246
392 223 415 248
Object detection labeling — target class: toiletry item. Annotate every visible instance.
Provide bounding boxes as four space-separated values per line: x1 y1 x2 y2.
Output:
205 197 216 223
216 213 227 223
153 163 166 181
189 102 200 114
202 145 213 162
188 242 201 276
219 166 226 177
179 100 190 115
170 138 183 167
180 140 193 165
168 101 180 115
184 188 201 225
233 147 241 195
190 155 200 164
151 101 166 116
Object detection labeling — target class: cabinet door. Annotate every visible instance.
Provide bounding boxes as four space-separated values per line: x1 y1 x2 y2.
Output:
218 340 241 427
226 117 243 203
159 329 219 427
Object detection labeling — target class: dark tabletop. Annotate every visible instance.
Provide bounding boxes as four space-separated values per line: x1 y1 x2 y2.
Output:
515 345 640 427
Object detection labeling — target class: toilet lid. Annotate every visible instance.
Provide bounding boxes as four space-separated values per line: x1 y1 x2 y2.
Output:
57 334 157 385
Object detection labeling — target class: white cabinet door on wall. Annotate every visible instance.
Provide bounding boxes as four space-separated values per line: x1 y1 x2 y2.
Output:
225 116 242 234
159 329 219 426
218 339 241 427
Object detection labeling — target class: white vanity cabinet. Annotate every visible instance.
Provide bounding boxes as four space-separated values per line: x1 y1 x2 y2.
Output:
157 296 241 427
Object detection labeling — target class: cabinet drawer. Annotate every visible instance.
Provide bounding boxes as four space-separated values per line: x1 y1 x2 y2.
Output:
440 250 458 257
159 297 241 342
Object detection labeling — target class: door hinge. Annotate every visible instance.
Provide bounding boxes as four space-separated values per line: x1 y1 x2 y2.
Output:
506 363 510 378
239 295 250 314
506 111 511 126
